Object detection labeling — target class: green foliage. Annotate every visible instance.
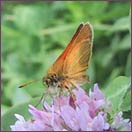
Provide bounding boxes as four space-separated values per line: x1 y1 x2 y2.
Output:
103 76 130 113
120 89 131 112
2 1 130 130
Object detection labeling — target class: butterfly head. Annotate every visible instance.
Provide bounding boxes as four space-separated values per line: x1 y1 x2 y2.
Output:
42 74 59 88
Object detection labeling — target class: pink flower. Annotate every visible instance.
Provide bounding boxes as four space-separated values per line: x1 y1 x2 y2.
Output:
10 84 131 131
111 112 131 131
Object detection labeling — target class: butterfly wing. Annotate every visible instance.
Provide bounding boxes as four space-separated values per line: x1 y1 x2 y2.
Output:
47 23 84 75
47 22 93 85
63 23 93 84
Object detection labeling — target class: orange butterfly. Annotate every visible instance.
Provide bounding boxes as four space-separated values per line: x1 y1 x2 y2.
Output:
19 22 93 102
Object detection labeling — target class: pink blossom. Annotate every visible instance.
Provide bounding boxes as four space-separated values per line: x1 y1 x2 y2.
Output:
10 84 131 131
111 111 131 131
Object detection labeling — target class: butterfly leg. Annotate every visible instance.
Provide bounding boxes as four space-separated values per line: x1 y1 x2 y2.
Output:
35 91 47 107
65 85 77 109
57 84 63 97
61 80 76 101
57 85 63 111
70 81 79 90
63 82 76 102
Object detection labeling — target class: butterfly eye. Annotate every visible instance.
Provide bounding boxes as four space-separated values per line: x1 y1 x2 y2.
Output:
54 74 57 77
51 74 56 78
51 75 54 78
45 80 48 84
44 79 52 87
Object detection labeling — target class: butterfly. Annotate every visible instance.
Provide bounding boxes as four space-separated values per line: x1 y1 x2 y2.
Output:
19 22 93 103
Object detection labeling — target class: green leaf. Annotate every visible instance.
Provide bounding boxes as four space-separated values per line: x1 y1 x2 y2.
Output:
1 105 10 116
103 76 130 113
120 89 131 111
125 53 131 76
1 97 40 131
13 5 48 35
111 16 130 32
12 88 31 105
103 67 122 88
117 34 130 51
94 48 114 68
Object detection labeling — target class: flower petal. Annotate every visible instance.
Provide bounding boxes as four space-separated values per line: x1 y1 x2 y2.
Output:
61 105 79 131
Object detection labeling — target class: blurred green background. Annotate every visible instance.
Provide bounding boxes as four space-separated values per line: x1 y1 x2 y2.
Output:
2 1 130 116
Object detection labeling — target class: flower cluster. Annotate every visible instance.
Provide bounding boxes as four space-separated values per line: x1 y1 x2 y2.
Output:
10 84 131 131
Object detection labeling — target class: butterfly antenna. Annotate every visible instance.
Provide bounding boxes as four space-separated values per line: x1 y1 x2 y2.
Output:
18 79 41 88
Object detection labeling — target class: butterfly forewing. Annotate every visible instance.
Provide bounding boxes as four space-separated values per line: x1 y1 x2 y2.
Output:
47 23 84 75
63 24 93 84
47 23 93 85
